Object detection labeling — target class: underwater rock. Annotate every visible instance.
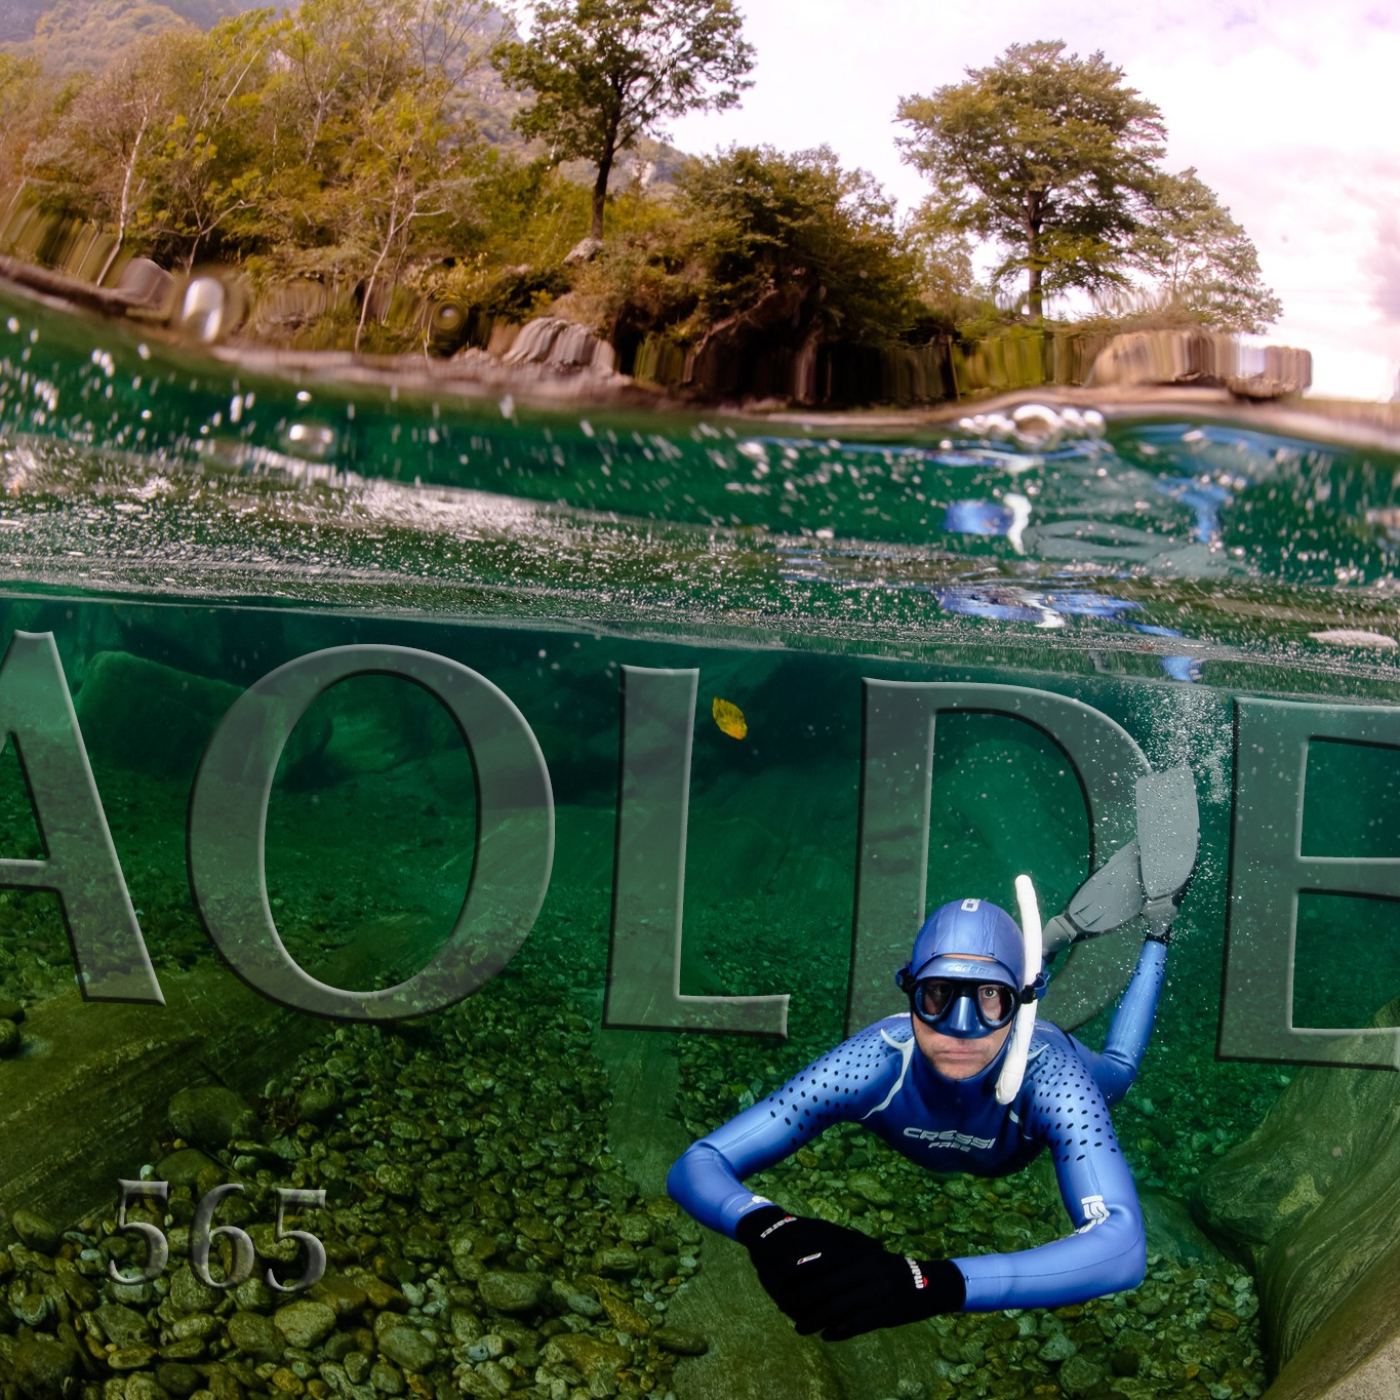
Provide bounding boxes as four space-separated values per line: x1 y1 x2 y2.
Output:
156 1149 219 1189
94 1303 153 1348
475 1272 544 1314
1139 1190 1227 1267
372 1325 435 1374
75 651 330 781
1258 1230 1400 1400
273 1301 337 1350
652 1327 708 1356
168 1266 222 1315
1038 1331 1078 1363
847 1170 895 1207
168 1087 260 1148
0 1019 18 1057
539 1333 628 1386
1058 1352 1106 1395
227 1310 284 1361
0 1330 77 1400
590 1245 640 1277
9 1210 58 1252
1193 994 1400 1379
157 1362 202 1396
296 1083 339 1125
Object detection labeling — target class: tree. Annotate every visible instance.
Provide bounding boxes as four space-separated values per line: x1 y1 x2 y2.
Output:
0 54 54 225
903 203 989 325
251 0 484 345
132 15 277 270
492 0 754 240
1132 167 1281 332
679 145 917 342
665 144 920 394
897 41 1166 323
28 36 172 281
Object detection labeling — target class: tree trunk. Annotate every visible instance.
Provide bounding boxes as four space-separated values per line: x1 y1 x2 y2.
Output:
1025 206 1044 324
590 110 621 241
356 181 407 352
1026 233 1043 325
591 140 615 241
98 113 148 288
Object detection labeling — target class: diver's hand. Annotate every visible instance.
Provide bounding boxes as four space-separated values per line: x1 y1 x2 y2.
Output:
735 1206 884 1320
788 1246 966 1341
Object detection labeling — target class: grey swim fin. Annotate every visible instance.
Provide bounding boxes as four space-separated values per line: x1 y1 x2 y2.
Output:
1135 764 1199 940
1043 764 1199 951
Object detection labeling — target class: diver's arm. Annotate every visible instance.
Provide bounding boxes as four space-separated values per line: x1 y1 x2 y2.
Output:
954 1047 1146 1311
668 1021 904 1238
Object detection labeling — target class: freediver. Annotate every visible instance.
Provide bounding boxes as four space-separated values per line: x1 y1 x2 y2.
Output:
667 768 1197 1341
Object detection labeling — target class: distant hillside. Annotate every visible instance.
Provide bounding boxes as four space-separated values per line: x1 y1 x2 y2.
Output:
0 0 264 56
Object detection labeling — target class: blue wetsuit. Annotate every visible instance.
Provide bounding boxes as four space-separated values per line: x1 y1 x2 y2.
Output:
668 939 1166 1312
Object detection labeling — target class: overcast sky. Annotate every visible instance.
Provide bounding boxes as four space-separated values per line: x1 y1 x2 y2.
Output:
663 0 1400 400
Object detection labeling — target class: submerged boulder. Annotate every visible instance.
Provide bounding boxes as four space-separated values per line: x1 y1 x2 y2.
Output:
1192 994 1400 1388
74 650 330 781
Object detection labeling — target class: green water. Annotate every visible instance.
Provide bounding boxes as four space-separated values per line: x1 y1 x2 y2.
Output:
3 284 1400 1399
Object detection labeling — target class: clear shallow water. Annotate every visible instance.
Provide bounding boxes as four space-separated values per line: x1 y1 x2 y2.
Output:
2 284 1400 1399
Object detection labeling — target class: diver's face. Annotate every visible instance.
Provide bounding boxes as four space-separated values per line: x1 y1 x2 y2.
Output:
909 953 1015 1080
913 1016 1013 1079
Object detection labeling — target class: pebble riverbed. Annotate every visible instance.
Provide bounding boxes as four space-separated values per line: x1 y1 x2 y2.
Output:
0 890 1269 1400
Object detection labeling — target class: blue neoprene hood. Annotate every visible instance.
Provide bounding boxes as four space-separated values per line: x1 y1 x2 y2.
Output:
898 898 1025 990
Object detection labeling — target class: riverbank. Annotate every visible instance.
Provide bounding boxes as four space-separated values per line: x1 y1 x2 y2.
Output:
2 259 1393 461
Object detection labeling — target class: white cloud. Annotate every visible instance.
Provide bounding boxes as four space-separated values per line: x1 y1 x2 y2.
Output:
667 0 1400 400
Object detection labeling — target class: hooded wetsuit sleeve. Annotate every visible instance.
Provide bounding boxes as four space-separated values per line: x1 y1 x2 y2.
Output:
954 1041 1146 1311
1075 938 1168 1106
668 1022 906 1238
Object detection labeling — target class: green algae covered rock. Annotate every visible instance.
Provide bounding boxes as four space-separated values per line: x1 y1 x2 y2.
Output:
1194 994 1400 1382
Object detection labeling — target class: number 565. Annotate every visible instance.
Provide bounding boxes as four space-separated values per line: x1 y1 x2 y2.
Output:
110 1180 327 1293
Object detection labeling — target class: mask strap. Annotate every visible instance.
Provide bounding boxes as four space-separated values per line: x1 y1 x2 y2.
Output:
997 874 1043 1105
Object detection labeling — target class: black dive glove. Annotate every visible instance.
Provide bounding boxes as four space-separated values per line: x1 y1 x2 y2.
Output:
735 1206 884 1320
735 1206 965 1339
788 1247 966 1340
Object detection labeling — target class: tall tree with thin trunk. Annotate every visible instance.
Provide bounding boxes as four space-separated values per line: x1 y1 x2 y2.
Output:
493 0 754 241
897 41 1166 324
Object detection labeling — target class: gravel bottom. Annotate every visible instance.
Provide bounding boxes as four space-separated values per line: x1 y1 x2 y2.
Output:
0 890 709 1400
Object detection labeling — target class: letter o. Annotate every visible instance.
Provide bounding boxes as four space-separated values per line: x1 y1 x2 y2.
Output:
188 645 553 1021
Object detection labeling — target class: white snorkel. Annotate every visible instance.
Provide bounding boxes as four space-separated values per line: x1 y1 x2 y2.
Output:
996 873 1044 1105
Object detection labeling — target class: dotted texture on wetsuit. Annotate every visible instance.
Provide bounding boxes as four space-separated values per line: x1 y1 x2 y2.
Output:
759 1022 900 1152
1023 1038 1123 1167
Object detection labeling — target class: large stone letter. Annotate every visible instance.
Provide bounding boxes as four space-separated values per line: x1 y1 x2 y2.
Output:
603 666 787 1035
1222 698 1400 1069
0 632 158 1003
188 645 553 1021
848 681 1150 1034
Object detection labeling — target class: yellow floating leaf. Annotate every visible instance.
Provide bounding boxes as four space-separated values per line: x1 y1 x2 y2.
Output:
712 696 747 740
